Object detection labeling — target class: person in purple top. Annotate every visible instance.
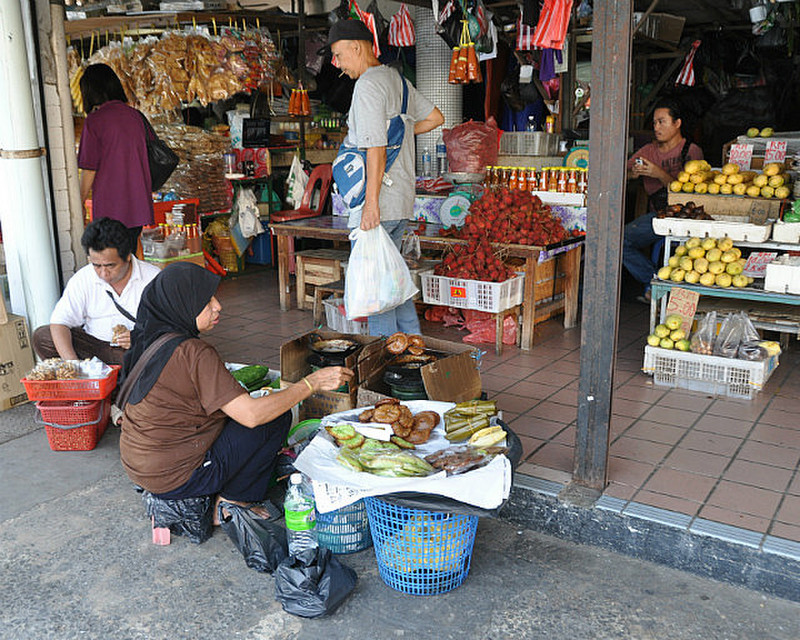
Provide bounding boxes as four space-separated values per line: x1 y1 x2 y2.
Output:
78 64 154 255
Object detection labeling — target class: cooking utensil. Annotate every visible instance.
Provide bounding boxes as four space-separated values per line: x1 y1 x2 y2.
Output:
307 333 360 358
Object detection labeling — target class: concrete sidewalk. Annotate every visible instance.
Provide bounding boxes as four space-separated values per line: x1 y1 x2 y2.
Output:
1 405 799 640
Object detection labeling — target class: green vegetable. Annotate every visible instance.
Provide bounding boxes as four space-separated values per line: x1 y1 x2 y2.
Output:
232 365 270 390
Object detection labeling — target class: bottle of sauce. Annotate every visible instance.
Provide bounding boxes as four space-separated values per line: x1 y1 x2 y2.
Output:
567 169 578 193
557 168 568 192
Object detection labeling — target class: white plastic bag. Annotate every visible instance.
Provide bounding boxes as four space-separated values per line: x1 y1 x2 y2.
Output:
344 226 418 319
232 187 262 238
285 154 308 209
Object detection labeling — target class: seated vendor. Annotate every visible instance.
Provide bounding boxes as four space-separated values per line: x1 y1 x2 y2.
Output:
32 217 160 365
119 263 353 521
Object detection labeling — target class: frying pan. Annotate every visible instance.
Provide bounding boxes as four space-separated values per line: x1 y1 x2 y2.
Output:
307 333 360 358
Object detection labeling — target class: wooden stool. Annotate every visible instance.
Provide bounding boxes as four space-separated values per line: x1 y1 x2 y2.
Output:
494 305 522 356
313 279 345 326
295 249 349 310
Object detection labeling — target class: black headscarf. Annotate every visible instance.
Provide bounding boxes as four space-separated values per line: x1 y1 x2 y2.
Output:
122 262 221 405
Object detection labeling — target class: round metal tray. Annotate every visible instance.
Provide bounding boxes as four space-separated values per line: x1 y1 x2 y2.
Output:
443 171 485 184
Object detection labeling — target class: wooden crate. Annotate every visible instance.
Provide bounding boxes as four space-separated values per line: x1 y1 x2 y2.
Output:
533 255 567 322
295 249 350 310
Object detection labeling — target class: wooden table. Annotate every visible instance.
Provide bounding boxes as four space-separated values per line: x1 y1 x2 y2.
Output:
270 216 583 351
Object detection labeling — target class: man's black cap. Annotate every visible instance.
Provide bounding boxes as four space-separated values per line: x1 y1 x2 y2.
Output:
318 19 373 55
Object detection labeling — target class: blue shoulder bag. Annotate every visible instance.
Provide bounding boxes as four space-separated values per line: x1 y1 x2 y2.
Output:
332 72 409 209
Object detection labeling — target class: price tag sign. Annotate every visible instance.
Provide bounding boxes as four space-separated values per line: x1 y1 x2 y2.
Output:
764 140 787 164
665 288 700 334
743 251 779 278
728 144 753 171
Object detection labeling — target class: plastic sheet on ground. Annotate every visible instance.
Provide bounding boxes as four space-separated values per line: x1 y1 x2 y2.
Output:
292 400 512 514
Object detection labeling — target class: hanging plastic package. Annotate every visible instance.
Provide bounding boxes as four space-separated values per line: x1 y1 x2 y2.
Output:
286 155 309 209
274 547 358 618
344 226 418 320
229 187 262 256
388 3 415 47
219 501 288 574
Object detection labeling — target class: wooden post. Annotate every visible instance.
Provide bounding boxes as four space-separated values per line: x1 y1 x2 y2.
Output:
572 0 633 490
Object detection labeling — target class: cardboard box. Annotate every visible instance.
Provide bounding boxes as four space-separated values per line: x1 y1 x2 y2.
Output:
356 336 481 407
280 330 382 418
633 12 685 45
144 252 205 270
0 298 34 411
668 192 784 223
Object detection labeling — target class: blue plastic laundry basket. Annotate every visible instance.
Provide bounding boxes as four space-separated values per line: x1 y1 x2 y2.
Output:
364 497 479 595
317 499 372 554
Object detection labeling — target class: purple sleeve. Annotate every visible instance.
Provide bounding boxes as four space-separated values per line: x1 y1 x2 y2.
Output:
78 118 101 171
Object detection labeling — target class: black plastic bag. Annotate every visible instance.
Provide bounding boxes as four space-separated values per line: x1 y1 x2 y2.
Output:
274 547 357 618
142 491 212 544
219 502 288 573
436 0 463 49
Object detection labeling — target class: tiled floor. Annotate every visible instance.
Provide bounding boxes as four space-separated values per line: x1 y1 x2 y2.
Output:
207 267 800 548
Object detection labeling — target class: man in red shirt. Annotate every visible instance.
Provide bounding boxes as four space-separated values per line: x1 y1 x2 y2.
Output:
624 99 703 302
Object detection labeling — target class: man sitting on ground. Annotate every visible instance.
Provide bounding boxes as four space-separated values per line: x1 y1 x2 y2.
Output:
32 217 160 365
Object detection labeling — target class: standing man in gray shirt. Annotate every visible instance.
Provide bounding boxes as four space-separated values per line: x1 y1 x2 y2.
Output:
325 19 444 336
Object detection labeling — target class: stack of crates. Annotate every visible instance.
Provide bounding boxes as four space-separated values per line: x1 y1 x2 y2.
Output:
22 366 120 451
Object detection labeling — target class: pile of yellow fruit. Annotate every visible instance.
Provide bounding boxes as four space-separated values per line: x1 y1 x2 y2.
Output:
646 314 691 351
669 159 791 200
656 236 754 288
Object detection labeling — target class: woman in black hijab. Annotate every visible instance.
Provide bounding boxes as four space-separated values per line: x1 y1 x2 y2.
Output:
119 263 352 520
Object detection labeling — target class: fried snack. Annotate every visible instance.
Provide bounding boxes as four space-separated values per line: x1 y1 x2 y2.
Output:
406 425 434 444
391 421 412 438
111 324 126 346
398 406 415 430
55 361 79 380
386 332 409 355
413 410 440 431
373 403 402 424
407 334 426 356
26 365 57 381
358 408 375 423
374 397 400 407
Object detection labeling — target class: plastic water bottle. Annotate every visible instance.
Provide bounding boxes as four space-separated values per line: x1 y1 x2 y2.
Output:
422 147 432 177
284 473 318 557
436 136 448 176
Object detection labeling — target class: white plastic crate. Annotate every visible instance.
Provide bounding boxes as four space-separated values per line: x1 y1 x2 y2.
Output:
764 261 800 294
420 270 524 313
642 346 779 400
651 217 771 242
323 297 369 335
771 221 800 243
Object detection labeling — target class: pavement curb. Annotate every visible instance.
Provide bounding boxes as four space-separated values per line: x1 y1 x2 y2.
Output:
502 476 800 603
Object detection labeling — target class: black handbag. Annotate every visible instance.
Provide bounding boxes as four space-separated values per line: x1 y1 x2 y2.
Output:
139 112 179 191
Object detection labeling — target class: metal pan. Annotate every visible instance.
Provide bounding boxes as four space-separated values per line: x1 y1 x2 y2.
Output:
307 333 360 358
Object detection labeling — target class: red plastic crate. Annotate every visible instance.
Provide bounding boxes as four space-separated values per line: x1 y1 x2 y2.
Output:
21 365 120 401
36 398 110 451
